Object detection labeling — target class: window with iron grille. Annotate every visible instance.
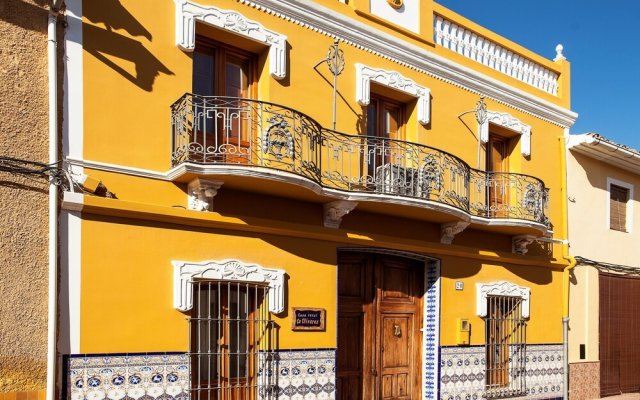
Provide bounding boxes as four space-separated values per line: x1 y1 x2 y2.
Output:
484 295 527 398
189 280 276 399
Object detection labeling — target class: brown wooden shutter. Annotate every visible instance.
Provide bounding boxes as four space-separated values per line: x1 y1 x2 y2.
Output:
610 184 629 231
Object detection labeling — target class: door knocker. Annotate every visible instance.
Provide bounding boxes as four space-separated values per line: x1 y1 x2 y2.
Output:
393 324 402 337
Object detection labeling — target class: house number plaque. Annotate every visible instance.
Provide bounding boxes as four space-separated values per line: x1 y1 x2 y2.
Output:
292 308 326 331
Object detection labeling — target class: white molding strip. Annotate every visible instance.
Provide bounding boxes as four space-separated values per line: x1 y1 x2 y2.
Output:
236 0 577 127
175 0 287 80
479 111 532 157
355 63 431 125
476 281 530 318
63 158 549 235
172 259 286 314
59 211 82 354
63 0 84 175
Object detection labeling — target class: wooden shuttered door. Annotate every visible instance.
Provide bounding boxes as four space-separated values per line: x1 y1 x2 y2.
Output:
610 184 629 231
600 273 640 396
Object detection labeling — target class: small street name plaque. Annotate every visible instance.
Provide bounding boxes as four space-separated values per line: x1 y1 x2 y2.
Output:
291 308 326 331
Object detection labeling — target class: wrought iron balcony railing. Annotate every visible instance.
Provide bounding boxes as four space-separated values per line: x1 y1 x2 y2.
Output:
171 94 549 225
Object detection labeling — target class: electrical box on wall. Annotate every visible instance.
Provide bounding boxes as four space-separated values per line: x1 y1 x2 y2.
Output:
456 318 470 345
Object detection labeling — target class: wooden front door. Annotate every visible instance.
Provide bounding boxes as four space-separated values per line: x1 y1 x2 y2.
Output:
337 253 423 400
486 133 509 218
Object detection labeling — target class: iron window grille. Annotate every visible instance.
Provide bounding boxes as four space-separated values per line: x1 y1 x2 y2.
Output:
484 295 527 398
189 280 276 399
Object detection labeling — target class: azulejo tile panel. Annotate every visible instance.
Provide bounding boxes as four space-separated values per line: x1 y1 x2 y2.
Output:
66 353 190 400
440 344 564 400
423 261 441 400
274 349 336 400
66 349 336 400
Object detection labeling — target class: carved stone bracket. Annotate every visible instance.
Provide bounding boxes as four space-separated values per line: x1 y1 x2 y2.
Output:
355 63 431 125
476 281 530 318
323 200 358 229
173 259 286 314
479 111 532 156
188 178 223 211
440 221 470 244
512 234 537 255
174 0 287 79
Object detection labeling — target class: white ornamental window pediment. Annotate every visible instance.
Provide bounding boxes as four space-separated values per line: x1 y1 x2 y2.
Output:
478 111 532 157
174 0 287 80
355 63 431 125
173 259 286 314
476 281 530 318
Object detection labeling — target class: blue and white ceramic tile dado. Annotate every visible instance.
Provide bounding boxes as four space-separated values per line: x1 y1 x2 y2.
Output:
67 353 189 400
439 344 563 400
275 349 335 400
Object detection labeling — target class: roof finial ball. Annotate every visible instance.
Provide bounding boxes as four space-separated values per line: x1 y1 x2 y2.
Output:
554 44 566 61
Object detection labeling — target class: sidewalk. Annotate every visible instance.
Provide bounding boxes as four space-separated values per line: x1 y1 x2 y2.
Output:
602 395 640 399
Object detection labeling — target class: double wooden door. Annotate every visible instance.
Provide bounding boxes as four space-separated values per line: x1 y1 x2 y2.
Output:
337 253 424 400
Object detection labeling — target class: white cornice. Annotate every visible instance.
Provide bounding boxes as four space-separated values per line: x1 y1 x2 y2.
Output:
237 0 577 128
175 0 287 79
172 259 285 314
356 64 431 125
568 134 640 175
476 281 530 318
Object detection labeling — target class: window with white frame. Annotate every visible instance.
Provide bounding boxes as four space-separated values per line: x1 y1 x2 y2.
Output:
607 178 633 232
476 281 530 398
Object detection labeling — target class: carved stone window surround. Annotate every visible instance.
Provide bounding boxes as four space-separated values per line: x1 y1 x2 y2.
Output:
173 259 286 314
174 0 287 80
355 63 431 125
476 281 530 318
479 111 532 157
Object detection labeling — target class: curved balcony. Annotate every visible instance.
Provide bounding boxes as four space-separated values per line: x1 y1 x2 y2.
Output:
171 94 549 232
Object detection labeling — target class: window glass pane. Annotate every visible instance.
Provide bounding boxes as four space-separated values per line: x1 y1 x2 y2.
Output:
193 51 214 96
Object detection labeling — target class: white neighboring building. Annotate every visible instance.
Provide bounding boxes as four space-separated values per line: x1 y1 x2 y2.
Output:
567 133 640 399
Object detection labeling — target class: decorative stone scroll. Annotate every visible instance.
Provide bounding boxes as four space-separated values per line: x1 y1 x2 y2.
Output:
355 64 431 125
476 281 530 318
173 259 286 314
479 111 532 157
174 0 287 79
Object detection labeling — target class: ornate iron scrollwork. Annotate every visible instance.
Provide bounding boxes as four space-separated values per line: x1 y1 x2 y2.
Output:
263 115 294 160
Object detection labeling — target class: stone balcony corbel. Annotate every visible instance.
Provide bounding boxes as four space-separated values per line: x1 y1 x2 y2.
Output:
440 221 469 244
323 200 358 229
188 178 223 211
512 234 537 255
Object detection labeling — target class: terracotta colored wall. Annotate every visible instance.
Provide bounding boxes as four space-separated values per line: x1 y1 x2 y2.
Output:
0 0 50 394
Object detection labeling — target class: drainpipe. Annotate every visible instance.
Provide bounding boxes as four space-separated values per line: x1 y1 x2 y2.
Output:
559 128 576 400
46 2 63 399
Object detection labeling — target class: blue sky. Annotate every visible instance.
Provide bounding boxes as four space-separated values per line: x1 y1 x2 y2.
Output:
435 0 640 150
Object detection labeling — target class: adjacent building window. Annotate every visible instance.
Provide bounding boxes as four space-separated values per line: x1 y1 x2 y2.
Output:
609 182 631 232
189 280 274 399
485 295 527 398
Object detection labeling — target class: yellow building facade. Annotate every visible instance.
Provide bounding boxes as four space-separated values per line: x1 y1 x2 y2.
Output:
58 1 577 399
